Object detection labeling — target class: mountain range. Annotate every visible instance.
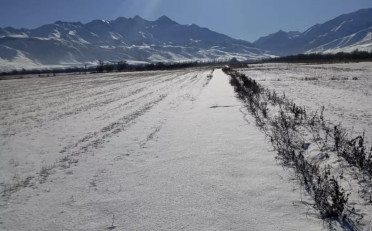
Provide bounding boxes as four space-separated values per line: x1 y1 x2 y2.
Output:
0 15 271 71
1 8 372 71
254 8 372 56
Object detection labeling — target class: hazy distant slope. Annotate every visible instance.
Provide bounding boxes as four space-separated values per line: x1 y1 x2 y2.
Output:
254 8 372 55
253 30 301 56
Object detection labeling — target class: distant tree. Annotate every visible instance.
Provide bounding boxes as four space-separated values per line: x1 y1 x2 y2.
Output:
229 57 240 64
117 61 128 71
156 62 165 69
266 49 372 63
96 60 104 73
147 63 155 70
104 63 115 73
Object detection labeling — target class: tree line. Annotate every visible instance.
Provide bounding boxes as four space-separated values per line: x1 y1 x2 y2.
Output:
263 49 372 63
0 58 238 77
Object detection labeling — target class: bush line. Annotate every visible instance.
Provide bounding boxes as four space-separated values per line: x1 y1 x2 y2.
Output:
223 66 368 229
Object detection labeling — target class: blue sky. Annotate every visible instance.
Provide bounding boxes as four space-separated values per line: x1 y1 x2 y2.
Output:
1 0 372 41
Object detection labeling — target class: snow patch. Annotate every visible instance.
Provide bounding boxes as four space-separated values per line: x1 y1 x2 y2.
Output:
109 32 121 40
331 20 352 32
68 30 76 36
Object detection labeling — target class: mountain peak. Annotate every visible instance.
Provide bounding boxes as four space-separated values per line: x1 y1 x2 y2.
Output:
133 15 145 21
114 17 128 21
155 15 178 24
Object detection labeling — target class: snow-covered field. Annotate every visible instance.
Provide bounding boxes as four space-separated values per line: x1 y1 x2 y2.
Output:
0 68 329 230
236 62 372 229
239 62 372 141
2 63 372 230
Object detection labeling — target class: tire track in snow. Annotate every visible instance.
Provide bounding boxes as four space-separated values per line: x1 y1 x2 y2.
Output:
59 72 202 155
0 76 151 126
60 94 168 155
0 70 210 200
0 72 187 136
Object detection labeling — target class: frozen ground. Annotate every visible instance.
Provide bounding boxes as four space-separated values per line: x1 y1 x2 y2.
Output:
237 63 372 229
0 69 324 230
238 62 372 141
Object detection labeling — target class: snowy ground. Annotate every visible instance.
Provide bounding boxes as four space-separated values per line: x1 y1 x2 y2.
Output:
0 69 325 230
237 63 372 229
238 62 372 141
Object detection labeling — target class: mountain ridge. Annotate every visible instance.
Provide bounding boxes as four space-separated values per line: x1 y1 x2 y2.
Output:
254 8 372 55
2 8 372 71
0 15 272 71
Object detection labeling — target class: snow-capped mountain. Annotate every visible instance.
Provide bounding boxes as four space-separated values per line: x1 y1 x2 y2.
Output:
254 8 372 56
0 15 272 70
